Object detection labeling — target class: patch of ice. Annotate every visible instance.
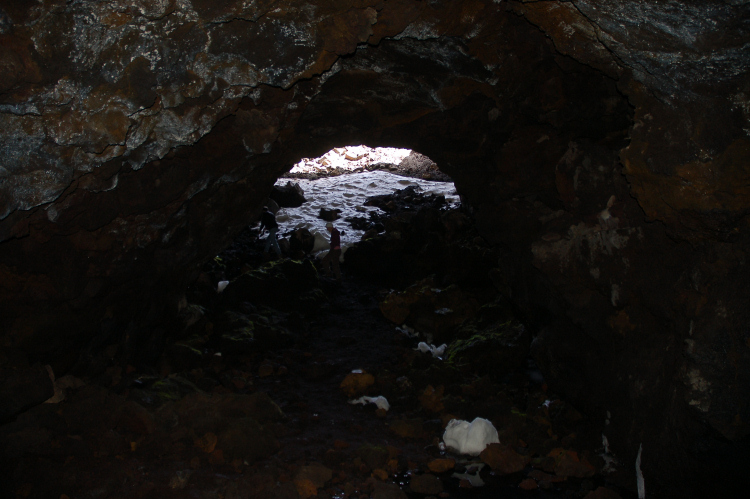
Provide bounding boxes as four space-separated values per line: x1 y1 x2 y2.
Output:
636 443 645 499
311 231 330 252
599 434 618 474
396 325 419 338
451 464 486 486
442 417 499 456
451 472 484 487
273 170 459 253
415 342 447 358
349 395 390 411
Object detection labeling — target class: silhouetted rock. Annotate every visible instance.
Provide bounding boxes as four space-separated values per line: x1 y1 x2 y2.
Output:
318 207 342 221
270 181 307 207
0 364 54 423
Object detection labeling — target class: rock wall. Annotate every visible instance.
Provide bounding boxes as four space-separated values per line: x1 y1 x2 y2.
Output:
1 1 748 496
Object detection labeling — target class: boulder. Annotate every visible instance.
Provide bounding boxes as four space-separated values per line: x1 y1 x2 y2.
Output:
372 481 408 499
294 462 333 488
318 207 342 221
479 443 530 475
290 227 315 254
270 182 306 207
217 417 279 461
409 473 443 495
0 364 54 423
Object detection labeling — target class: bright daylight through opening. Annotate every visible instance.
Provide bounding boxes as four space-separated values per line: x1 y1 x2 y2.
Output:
272 146 460 254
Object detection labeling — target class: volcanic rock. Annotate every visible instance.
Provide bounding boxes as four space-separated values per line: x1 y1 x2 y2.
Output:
270 181 307 208
1 2 748 497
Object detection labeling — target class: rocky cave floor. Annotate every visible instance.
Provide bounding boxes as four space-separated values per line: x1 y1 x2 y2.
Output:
1 187 637 499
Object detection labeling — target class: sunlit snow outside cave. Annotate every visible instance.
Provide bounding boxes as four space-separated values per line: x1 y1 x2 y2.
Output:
272 146 460 254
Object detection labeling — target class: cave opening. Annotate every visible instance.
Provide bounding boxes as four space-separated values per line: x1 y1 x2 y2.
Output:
202 140 482 300
183 138 590 498
271 145 458 253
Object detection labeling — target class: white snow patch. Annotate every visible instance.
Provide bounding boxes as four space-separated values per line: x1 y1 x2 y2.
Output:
599 434 618 474
452 465 486 487
289 146 412 174
349 395 390 411
311 231 330 253
396 325 419 338
636 443 645 499
273 170 458 253
442 417 499 456
415 342 447 358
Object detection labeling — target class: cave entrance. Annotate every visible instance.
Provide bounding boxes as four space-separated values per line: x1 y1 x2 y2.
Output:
183 140 584 499
269 145 460 256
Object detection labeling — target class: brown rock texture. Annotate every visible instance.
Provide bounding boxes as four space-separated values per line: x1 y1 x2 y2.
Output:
409 473 443 495
480 442 530 475
584 487 623 499
340 372 375 397
0 364 54 422
1 1 748 497
418 384 445 413
427 458 455 474
547 448 596 478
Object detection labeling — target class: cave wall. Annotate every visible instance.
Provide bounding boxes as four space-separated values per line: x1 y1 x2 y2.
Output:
1 0 749 496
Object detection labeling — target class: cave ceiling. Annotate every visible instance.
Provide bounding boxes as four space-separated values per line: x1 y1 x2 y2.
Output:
0 0 746 235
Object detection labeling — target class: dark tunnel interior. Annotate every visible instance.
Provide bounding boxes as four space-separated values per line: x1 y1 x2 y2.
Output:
1 2 749 498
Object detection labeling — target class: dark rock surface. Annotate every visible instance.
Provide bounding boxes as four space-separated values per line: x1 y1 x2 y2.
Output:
318 207 342 221
0 364 54 423
270 181 307 208
1 212 632 498
1 1 749 497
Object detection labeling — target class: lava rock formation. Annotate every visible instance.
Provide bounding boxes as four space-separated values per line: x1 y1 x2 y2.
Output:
1 1 748 497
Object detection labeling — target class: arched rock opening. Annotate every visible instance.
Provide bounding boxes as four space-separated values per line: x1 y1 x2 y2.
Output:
1 1 749 497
